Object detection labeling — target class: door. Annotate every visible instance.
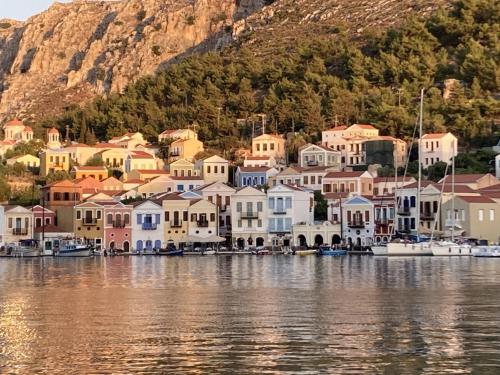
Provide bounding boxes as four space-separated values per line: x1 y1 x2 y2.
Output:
123 242 130 253
146 240 153 250
277 198 284 213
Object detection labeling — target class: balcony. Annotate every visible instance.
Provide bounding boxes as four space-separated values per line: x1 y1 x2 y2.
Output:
112 222 127 228
399 226 412 234
241 212 258 219
348 220 365 228
420 212 435 221
170 220 183 228
273 210 287 215
397 207 411 216
12 228 28 236
197 220 209 228
142 223 157 230
375 218 389 225
82 218 98 225
307 160 319 167
269 227 291 234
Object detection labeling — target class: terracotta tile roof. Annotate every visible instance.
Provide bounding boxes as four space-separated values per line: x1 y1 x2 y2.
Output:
324 192 350 200
239 166 272 173
373 176 415 183
457 195 496 204
440 174 491 184
324 171 366 178
478 183 500 192
351 124 376 130
123 179 144 183
73 166 107 171
129 151 155 159
170 176 203 180
325 125 348 131
135 169 167 174
400 180 434 189
23 126 33 132
95 143 122 149
245 156 270 160
47 127 59 134
422 133 449 139
65 143 90 148
3 118 24 127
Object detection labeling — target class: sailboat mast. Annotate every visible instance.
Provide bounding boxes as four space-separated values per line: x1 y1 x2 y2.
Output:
416 89 424 238
451 140 455 242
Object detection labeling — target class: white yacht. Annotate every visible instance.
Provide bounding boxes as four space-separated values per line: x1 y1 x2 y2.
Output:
430 241 473 256
373 240 433 256
473 246 500 258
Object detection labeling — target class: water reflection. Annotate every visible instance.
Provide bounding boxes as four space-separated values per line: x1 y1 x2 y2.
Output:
0 256 499 374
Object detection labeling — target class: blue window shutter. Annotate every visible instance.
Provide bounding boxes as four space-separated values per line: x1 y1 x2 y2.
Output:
137 214 142 224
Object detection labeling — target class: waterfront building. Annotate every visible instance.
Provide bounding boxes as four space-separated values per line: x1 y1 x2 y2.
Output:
74 201 104 249
71 166 108 181
124 151 159 174
42 179 83 232
325 192 349 226
187 199 219 245
109 132 147 149
169 138 204 163
243 155 276 168
31 205 56 229
169 159 199 177
235 166 279 188
194 182 236 242
421 132 458 168
251 133 286 161
231 186 268 249
2 205 33 245
39 149 71 177
102 201 132 252
46 127 62 149
342 196 375 248
6 154 40 168
136 175 174 198
64 143 95 166
371 196 396 244
441 195 500 244
293 221 341 248
2 119 34 143
132 200 164 252
298 143 341 168
373 176 416 196
322 171 374 196
438 173 498 190
267 184 314 248
158 128 198 143
195 155 229 184
395 180 433 235
159 193 190 247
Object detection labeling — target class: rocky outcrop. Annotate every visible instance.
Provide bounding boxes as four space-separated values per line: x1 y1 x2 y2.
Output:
0 0 264 121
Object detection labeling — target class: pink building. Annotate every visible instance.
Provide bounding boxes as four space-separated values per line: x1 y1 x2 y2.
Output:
101 201 132 252
30 205 56 230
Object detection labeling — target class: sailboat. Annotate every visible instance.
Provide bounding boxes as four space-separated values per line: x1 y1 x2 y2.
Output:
430 142 473 256
372 89 433 256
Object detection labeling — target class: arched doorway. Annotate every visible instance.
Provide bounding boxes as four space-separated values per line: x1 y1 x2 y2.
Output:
297 235 307 248
154 240 162 249
136 240 143 251
314 234 324 246
256 237 264 247
109 241 115 250
145 240 153 250
332 234 341 245
356 237 362 247
237 238 245 249
123 241 130 253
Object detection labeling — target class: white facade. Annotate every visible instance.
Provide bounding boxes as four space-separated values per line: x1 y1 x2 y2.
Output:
243 156 276 168
267 184 314 247
496 154 500 179
231 186 268 248
342 196 375 248
395 185 419 235
3 206 34 245
187 200 218 241
132 201 165 251
293 221 341 248
421 132 458 168
299 144 341 168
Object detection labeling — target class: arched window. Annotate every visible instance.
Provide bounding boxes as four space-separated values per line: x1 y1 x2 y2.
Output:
124 214 130 225
107 213 113 225
145 240 153 250
115 214 122 227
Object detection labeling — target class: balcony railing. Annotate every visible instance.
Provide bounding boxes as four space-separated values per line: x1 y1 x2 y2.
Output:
170 220 183 228
112 222 127 228
197 220 209 228
82 218 98 225
12 228 28 235
348 220 365 228
420 212 435 221
397 207 411 216
219 205 228 212
273 210 287 215
307 160 319 166
241 212 258 219
269 227 291 234
142 223 157 230
375 218 389 225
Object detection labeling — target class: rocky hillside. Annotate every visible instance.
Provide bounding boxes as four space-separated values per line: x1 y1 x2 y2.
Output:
0 0 452 123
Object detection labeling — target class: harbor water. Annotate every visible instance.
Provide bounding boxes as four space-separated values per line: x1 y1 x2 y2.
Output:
1 255 500 374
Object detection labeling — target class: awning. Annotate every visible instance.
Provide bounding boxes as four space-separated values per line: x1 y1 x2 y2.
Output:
188 235 226 243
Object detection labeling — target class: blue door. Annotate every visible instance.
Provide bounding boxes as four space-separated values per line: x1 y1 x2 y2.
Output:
136 240 143 251
154 240 162 249
146 240 153 250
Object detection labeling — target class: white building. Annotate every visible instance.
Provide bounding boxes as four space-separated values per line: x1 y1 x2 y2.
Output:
243 156 276 168
421 132 458 168
124 151 159 174
293 221 341 248
267 184 314 248
496 154 500 179
298 143 341 168
231 186 268 249
132 200 164 252
342 196 375 248
2 205 34 245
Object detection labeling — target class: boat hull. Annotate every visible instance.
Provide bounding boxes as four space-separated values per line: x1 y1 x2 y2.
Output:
381 242 433 256
295 249 317 256
157 250 184 256
56 248 93 257
371 246 388 256
318 250 347 257
431 243 473 256
473 246 500 258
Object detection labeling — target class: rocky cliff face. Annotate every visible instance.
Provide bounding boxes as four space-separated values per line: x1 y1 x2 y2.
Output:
0 0 264 121
0 0 451 123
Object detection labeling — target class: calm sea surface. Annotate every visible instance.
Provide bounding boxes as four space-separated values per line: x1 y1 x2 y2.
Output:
0 255 499 374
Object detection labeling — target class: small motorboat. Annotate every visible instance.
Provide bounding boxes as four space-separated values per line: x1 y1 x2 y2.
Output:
473 246 500 258
295 249 317 256
157 244 183 256
251 246 270 255
201 248 216 255
316 245 347 257
55 239 93 257
5 240 40 257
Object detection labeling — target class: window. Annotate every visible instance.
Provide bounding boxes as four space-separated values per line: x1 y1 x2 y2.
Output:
124 214 130 225
96 210 102 220
285 218 292 231
270 143 275 151
236 202 242 212
246 202 252 213
258 219 262 228
214 166 218 174
76 210 81 220
478 209 484 222
256 144 260 151
410 218 416 230
210 213 216 222
248 220 252 228
410 196 416 207
221 166 225 174
107 214 113 225
461 209 465 221
165 211 170 221
304 176 309 185
311 176 316 185
137 214 142 224
238 220 242 228
489 209 494 221
183 211 188 221
191 214 197 222
207 166 211 173
263 144 268 151
285 197 292 209
268 198 275 210
257 202 263 212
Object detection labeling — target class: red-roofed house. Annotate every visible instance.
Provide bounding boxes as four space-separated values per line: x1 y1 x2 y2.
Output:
438 173 498 190
421 132 457 168
71 166 108 181
322 171 374 196
158 128 197 143
124 151 160 174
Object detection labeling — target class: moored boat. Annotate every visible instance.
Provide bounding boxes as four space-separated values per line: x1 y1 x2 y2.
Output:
295 249 317 256
4 239 41 257
157 244 183 256
316 245 347 257
55 239 93 257
431 241 473 256
473 246 500 258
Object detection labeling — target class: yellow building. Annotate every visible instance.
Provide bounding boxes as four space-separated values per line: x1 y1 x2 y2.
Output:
169 159 199 177
169 138 204 163
251 133 286 161
39 149 71 177
6 154 40 168
158 128 198 143
74 202 104 249
64 143 96 166
159 193 191 246
71 166 108 181
100 147 128 170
